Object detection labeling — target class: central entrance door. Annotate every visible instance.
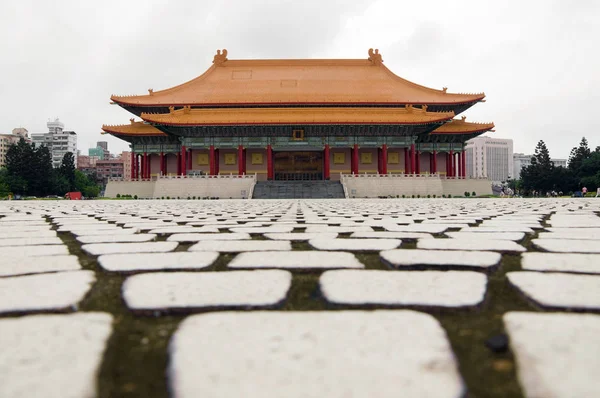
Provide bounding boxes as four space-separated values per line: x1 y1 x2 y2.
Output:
274 151 323 180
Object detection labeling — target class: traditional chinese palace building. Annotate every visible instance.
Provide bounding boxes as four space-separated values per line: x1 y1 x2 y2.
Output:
102 49 494 182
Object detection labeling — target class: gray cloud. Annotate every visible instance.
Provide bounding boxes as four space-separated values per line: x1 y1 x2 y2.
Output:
1 0 599 158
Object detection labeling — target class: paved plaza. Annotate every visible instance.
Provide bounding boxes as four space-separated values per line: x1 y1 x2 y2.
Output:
0 198 599 398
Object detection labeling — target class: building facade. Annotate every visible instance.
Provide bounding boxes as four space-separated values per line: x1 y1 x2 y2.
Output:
103 49 494 181
0 128 31 167
95 158 124 182
513 153 568 179
465 136 513 182
31 119 78 168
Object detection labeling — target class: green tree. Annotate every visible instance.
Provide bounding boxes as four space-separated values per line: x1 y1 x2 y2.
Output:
568 137 591 175
51 169 70 196
5 138 34 195
0 169 10 197
521 140 555 194
59 152 76 192
29 144 53 197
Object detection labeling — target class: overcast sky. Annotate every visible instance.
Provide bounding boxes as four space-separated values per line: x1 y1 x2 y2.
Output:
2 0 599 158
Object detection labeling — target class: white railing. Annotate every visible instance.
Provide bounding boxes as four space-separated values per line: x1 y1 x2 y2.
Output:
109 174 257 182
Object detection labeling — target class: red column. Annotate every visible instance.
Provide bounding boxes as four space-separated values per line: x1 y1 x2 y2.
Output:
377 148 382 174
323 145 330 180
141 152 147 179
238 145 244 175
187 149 192 172
352 144 359 175
462 151 467 178
180 146 187 176
416 151 421 175
176 152 180 175
209 145 215 176
243 149 246 175
457 153 463 179
215 149 220 175
432 151 437 174
266 145 273 180
147 154 152 179
404 147 409 175
381 144 388 174
410 144 416 175
130 153 135 180
160 152 165 176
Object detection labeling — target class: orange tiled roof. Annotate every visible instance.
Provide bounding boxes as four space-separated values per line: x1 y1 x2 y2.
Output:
101 120 167 136
111 49 485 107
431 117 494 135
140 106 455 126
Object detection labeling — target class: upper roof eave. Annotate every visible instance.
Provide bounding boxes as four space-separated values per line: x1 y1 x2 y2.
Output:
101 121 167 136
140 106 455 127
110 50 485 107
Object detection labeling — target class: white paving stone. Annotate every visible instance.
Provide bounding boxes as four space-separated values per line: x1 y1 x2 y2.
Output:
149 226 219 235
228 251 364 270
76 234 157 244
4 245 70 258
459 226 535 233
381 249 501 269
0 312 113 398
98 252 219 272
304 225 374 233
504 312 600 398
417 238 526 252
0 255 81 277
61 227 140 236
189 240 291 252
532 238 600 253
507 272 600 310
81 241 178 256
228 226 295 233
169 311 464 398
167 232 251 242
264 232 338 241
350 231 433 239
537 231 600 240
0 230 57 239
0 237 63 246
309 238 401 251
444 231 525 241
383 224 449 234
320 270 487 307
0 271 95 314
521 252 600 274
123 270 292 310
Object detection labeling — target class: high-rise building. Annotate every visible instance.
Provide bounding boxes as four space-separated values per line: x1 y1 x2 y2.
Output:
31 119 78 168
513 153 568 179
465 136 514 182
0 128 31 167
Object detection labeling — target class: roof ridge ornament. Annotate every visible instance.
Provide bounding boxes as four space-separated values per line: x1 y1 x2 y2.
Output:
148 89 154 95
183 105 191 114
368 48 383 65
213 49 228 66
442 87 448 94
130 118 135 124
169 106 175 114
461 116 466 121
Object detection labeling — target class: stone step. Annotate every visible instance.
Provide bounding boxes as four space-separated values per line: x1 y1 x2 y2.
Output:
252 181 345 199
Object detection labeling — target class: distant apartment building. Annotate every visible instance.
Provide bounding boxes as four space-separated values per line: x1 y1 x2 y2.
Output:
0 128 31 167
96 158 124 182
121 151 132 181
89 141 110 160
465 136 514 182
513 153 568 179
31 119 78 168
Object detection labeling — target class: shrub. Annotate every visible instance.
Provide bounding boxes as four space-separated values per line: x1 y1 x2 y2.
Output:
472 191 476 197
187 196 190 200
177 196 180 200
433 194 437 198
116 194 121 198
411 195 415 198
427 194 431 198
417 194 420 198
133 195 138 199
402 194 405 198
161 196 164 200
442 194 446 198
166 196 170 200
192 196 196 200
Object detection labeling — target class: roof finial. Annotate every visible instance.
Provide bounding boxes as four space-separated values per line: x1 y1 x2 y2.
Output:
148 88 154 95
130 118 135 124
213 49 228 66
183 105 191 114
169 106 175 114
442 87 448 94
461 115 466 121
368 48 383 65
